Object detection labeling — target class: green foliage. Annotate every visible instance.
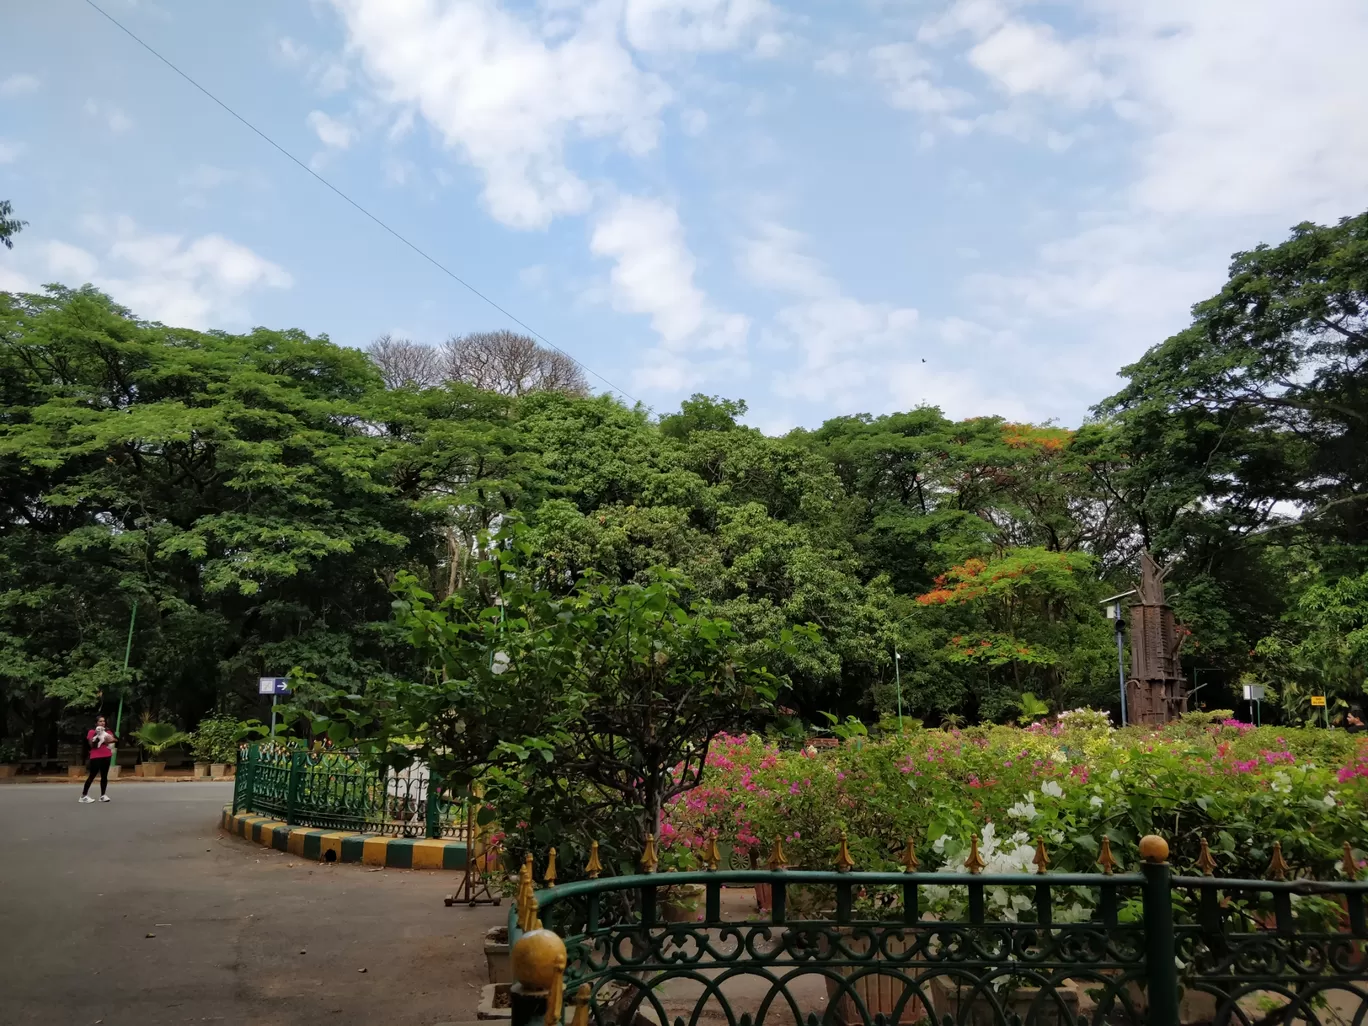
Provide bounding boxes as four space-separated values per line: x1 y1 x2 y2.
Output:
4 207 1368 755
189 716 243 763
0 200 24 250
131 721 190 757
296 524 806 866
1014 692 1051 725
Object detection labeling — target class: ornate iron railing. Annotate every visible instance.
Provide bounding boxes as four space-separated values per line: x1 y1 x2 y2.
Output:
502 835 1368 1026
231 743 468 839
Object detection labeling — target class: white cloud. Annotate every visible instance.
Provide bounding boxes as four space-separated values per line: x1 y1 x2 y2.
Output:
815 51 852 76
83 99 133 134
680 108 709 136
0 73 39 97
870 43 970 115
327 0 670 230
591 195 748 376
967 19 1110 106
1 220 292 328
740 223 919 406
0 139 23 164
307 110 357 150
622 0 777 53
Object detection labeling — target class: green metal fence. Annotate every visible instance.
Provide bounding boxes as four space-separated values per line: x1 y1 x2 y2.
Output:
503 838 1368 1026
231 743 467 840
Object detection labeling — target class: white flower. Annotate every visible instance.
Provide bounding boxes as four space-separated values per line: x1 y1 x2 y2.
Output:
1271 770 1292 794
1051 750 1068 764
1010 831 1030 846
933 835 947 855
1109 769 1121 782
1321 793 1337 808
1049 830 1065 844
1007 800 1038 820
1041 780 1064 799
1089 795 1104 809
490 650 510 675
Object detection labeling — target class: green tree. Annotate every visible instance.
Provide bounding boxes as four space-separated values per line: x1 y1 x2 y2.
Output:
0 200 25 250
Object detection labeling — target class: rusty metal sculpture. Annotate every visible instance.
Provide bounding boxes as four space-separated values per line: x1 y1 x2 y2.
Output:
1126 552 1189 724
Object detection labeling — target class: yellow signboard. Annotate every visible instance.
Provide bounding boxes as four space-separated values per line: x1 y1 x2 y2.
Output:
1310 695 1327 707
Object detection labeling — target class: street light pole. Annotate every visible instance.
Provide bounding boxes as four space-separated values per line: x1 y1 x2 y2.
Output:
1100 591 1136 728
894 651 904 732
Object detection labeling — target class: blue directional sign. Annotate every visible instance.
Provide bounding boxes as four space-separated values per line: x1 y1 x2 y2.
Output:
258 676 291 696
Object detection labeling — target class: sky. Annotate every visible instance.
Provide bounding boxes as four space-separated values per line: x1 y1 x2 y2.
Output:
2 0 1367 434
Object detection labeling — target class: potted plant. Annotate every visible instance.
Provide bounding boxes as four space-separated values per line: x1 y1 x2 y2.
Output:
132 721 190 776
0 738 20 778
191 717 242 778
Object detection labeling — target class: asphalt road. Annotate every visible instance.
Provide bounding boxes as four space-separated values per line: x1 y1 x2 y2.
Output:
0 782 504 1026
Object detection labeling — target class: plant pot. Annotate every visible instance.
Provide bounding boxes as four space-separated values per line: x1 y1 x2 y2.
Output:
484 926 511 984
0 764 16 779
824 929 928 1026
661 884 705 923
477 982 511 1020
137 761 166 778
931 976 1078 1026
210 762 228 778
193 762 211 778
108 765 121 780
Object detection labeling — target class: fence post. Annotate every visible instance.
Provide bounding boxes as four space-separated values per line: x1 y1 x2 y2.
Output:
425 771 441 840
286 749 303 826
1140 834 1180 1026
234 744 257 814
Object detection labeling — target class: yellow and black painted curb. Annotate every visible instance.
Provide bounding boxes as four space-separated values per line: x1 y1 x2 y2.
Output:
220 807 468 870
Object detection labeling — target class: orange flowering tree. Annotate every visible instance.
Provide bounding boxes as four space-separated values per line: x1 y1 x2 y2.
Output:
914 548 1115 719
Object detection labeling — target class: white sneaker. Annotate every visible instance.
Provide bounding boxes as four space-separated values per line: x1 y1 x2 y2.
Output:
79 795 95 803
99 795 111 802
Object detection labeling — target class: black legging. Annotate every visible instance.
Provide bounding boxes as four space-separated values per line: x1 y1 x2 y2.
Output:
83 756 111 796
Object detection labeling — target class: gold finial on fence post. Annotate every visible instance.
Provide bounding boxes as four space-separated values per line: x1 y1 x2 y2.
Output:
511 927 567 1026
1344 842 1359 882
1097 835 1117 875
767 836 789 871
1196 838 1216 877
1266 841 1290 881
585 840 603 880
965 834 986 875
570 983 591 1026
702 834 721 871
640 834 659 874
1139 834 1169 864
517 890 542 932
901 838 919 873
544 847 558 886
1033 837 1050 875
835 831 855 873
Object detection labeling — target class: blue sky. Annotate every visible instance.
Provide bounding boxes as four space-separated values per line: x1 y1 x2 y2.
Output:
3 0 1366 432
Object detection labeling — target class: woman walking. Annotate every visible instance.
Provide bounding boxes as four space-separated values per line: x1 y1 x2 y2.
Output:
80 715 115 803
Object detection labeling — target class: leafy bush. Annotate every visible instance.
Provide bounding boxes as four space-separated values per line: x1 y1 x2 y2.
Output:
662 716 1368 883
190 717 243 763
0 738 22 763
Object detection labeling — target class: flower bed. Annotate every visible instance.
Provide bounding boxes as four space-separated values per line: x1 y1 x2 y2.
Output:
663 715 1368 886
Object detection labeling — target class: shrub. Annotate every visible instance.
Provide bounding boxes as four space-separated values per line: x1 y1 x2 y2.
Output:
190 717 243 764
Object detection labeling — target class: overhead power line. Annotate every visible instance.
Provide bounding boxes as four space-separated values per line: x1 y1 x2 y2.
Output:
81 0 642 404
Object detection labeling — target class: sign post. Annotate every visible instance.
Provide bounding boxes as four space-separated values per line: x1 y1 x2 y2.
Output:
1100 591 1136 726
1243 683 1265 726
258 676 291 735
1310 694 1327 728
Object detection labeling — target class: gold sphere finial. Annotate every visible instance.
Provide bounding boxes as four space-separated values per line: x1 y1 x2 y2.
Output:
511 928 568 991
1139 834 1169 864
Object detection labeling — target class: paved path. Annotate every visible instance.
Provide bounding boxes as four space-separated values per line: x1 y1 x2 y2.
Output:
0 782 503 1026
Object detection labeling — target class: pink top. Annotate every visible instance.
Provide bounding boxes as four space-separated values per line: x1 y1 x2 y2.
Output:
88 728 113 760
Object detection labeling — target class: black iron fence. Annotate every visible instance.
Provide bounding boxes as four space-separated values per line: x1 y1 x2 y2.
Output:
231 743 467 840
501 835 1368 1026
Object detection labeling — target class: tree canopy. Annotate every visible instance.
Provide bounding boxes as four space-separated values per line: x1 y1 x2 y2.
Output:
2 208 1366 754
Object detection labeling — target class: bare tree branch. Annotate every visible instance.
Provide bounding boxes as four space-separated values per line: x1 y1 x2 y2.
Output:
441 330 589 397
366 334 442 389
